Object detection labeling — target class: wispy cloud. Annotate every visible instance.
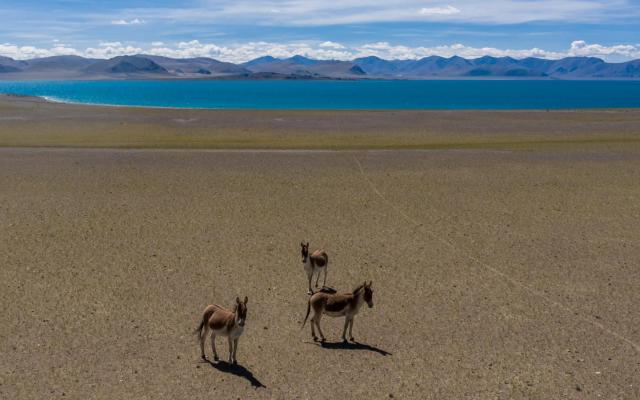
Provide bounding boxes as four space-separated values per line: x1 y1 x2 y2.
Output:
1 40 639 62
111 18 145 26
2 0 639 64
418 5 461 16
119 0 628 25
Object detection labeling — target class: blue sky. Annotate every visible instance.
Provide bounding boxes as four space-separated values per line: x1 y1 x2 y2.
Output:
1 0 639 61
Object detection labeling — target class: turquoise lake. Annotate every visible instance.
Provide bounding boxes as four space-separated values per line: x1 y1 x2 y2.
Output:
0 80 638 110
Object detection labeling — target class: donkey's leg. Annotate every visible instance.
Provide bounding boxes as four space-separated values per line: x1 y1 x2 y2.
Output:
323 265 328 288
307 270 314 294
232 338 239 364
314 314 326 342
310 312 318 341
341 317 350 342
348 318 355 342
210 332 219 361
200 324 210 360
314 269 321 288
226 337 233 364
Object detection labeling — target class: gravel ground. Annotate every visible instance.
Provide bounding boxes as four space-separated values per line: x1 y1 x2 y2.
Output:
1 146 639 399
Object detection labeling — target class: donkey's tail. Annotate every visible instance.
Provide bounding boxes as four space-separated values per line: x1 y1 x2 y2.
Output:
193 305 215 338
301 297 312 330
193 317 205 337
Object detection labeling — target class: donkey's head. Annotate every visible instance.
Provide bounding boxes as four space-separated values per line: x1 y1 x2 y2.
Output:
363 281 374 308
234 296 248 327
300 241 310 263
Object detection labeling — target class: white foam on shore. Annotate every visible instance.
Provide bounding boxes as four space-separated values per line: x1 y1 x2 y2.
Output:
39 95 220 110
42 95 70 104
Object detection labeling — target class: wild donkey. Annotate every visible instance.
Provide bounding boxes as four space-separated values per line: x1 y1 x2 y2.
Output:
194 297 248 364
300 242 329 294
302 281 374 343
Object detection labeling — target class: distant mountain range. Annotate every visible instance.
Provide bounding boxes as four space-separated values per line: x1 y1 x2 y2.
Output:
0 54 639 80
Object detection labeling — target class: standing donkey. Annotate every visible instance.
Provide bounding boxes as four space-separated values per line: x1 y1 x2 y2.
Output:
302 281 374 343
300 242 329 294
194 296 248 364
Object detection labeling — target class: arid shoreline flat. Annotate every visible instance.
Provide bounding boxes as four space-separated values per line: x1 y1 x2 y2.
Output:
1 95 640 399
1 94 640 150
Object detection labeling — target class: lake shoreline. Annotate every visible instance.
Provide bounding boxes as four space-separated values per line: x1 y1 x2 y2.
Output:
10 93 640 112
1 94 640 150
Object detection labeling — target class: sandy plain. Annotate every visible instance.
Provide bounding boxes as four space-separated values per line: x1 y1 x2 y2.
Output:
1 95 640 399
2 94 640 150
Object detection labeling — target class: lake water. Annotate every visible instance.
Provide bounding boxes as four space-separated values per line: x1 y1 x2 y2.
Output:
0 79 638 110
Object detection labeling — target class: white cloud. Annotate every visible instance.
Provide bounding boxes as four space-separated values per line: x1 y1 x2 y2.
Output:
0 43 80 59
111 18 145 25
84 42 142 59
1 40 639 63
140 40 575 62
319 41 346 49
142 40 355 62
568 40 640 60
353 41 568 60
98 41 123 47
419 5 461 16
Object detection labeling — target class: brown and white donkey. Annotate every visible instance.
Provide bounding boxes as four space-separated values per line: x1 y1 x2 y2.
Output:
194 296 248 364
300 242 329 294
302 281 374 343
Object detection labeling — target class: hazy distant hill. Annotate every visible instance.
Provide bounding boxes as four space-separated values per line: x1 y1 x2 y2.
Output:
0 53 639 80
0 56 28 71
0 64 22 73
140 55 250 76
81 55 169 77
23 55 98 72
242 55 366 78
353 55 640 79
240 56 279 68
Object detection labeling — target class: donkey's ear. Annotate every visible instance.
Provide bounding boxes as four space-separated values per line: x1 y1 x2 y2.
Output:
306 242 309 247
300 242 304 247
236 296 240 304
369 280 373 287
244 296 248 304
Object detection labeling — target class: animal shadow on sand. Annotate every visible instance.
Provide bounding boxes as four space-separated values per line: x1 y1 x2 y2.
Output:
204 359 266 388
319 341 392 356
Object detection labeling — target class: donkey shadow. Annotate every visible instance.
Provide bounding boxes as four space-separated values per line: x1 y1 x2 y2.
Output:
319 340 392 356
204 359 266 388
